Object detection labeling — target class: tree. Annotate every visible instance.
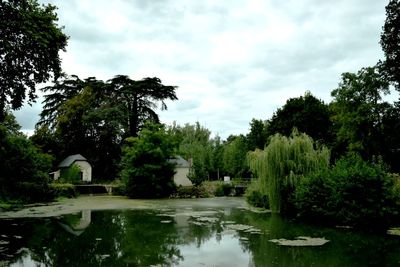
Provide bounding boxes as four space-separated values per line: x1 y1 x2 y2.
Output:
246 119 268 151
38 76 124 180
267 92 332 144
168 122 214 184
380 0 400 89
223 135 249 178
0 0 68 122
381 102 400 172
38 75 95 128
330 66 390 160
120 123 176 198
295 153 399 230
40 75 178 137
0 123 53 202
38 74 178 181
108 75 178 137
247 131 330 213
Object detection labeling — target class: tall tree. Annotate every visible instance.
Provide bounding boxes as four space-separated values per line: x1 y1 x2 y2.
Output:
246 119 268 151
0 0 68 121
380 0 400 89
38 75 95 128
330 66 390 159
108 75 178 137
38 75 178 180
120 123 176 198
223 135 249 178
267 92 332 144
247 132 330 213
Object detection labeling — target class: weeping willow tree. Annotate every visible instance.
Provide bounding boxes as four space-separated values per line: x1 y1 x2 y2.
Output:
247 131 330 213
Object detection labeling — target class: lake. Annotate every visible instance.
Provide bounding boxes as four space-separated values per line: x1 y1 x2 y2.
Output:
0 197 399 266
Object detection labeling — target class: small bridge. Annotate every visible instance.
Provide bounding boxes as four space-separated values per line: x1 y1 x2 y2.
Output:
74 184 117 195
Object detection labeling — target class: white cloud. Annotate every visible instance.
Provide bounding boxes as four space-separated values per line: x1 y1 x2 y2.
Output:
14 0 390 138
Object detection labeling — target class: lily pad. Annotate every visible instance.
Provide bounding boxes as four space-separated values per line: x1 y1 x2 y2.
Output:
387 228 400 236
193 216 219 223
269 236 329 246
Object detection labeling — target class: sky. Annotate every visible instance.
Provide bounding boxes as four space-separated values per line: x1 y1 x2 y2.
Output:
14 0 390 139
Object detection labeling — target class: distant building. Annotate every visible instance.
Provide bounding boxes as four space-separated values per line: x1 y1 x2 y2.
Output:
51 154 92 182
169 156 192 186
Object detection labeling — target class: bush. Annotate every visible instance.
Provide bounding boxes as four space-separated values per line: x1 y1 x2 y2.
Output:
294 153 400 231
215 183 234 196
59 164 81 184
0 125 53 203
245 180 269 208
172 185 209 198
111 181 126 196
13 182 53 202
49 183 78 198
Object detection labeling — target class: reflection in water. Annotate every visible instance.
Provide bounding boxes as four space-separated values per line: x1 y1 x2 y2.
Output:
58 210 92 236
0 205 400 266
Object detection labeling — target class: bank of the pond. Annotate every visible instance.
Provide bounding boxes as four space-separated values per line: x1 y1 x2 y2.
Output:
0 196 248 219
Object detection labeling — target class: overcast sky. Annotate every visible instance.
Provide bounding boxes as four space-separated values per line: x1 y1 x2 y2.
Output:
15 0 390 138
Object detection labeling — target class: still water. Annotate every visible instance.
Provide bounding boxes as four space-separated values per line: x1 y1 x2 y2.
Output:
0 198 400 267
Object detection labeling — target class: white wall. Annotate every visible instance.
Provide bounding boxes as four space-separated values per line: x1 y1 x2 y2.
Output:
75 161 92 182
174 167 192 186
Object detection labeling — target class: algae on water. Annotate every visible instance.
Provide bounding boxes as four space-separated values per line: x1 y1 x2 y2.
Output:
269 236 329 246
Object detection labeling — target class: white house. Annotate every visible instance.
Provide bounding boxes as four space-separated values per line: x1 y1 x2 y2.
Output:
169 156 192 186
52 154 92 182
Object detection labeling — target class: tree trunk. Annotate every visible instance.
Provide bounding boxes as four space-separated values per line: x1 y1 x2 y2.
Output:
129 96 138 137
0 99 6 123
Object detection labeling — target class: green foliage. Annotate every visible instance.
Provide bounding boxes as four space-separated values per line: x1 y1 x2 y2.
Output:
120 123 176 198
169 122 213 184
0 0 68 121
223 135 249 178
294 153 400 231
59 164 81 184
246 119 269 151
267 92 332 144
214 182 234 197
0 124 53 202
245 180 269 209
171 185 210 198
49 183 78 198
38 75 177 181
330 66 390 160
380 0 400 89
107 75 178 137
247 131 330 213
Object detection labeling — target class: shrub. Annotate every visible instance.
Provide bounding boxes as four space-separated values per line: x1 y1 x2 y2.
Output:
215 182 234 196
172 185 209 198
60 164 81 184
49 183 78 198
294 153 400 231
0 125 53 203
111 181 126 196
245 180 269 208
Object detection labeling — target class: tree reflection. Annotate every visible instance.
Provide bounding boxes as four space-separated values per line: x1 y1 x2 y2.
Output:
1 207 400 267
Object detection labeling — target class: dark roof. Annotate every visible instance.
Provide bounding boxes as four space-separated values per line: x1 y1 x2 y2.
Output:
58 154 88 168
168 156 190 168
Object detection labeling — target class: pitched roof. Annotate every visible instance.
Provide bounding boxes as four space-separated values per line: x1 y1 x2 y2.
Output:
58 154 88 168
168 156 190 168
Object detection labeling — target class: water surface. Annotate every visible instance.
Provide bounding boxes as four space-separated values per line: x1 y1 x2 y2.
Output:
0 197 399 266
